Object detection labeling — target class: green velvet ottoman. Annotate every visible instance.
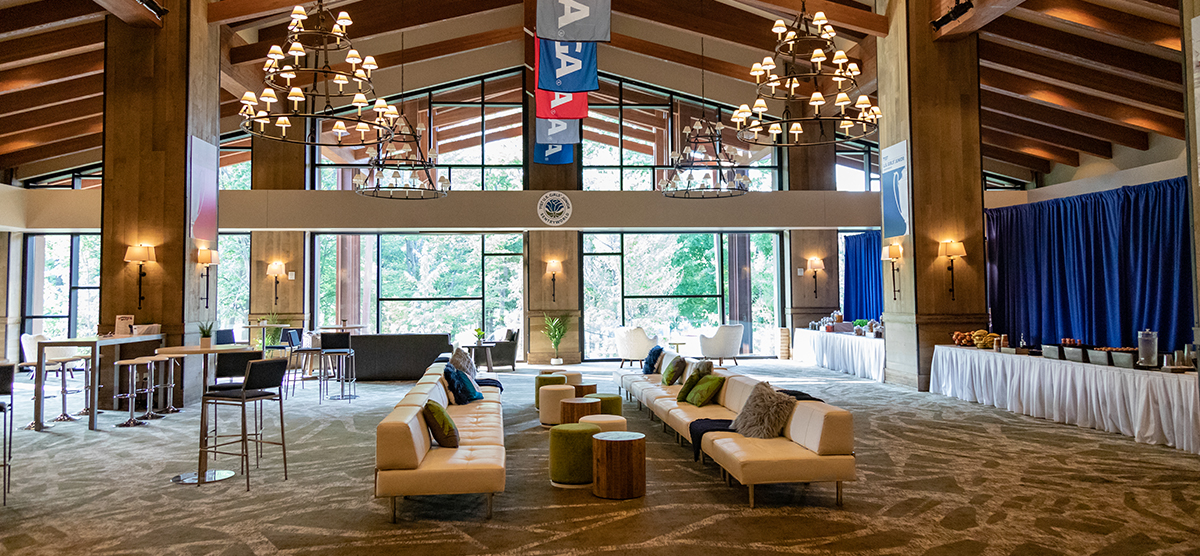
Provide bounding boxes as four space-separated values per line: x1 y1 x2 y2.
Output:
549 423 602 488
584 393 623 416
535 373 567 409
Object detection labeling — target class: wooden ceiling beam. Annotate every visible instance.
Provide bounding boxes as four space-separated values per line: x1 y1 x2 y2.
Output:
979 16 1182 91
733 0 889 37
583 128 655 156
982 128 1079 167
978 41 1183 117
0 96 104 137
980 90 1149 149
932 0 1026 41
0 21 104 72
1010 0 1180 53
979 67 1184 139
981 143 1053 174
0 0 106 41
219 24 266 98
0 50 104 95
0 74 105 116
1084 0 1178 25
611 0 778 52
219 150 253 166
0 114 103 156
0 132 103 170
980 109 1112 159
209 0 306 24
92 0 165 28
607 33 766 86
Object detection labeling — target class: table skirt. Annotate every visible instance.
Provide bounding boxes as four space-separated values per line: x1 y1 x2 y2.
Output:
792 329 885 382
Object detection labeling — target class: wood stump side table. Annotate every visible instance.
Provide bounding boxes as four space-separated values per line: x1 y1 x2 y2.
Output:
573 383 598 397
560 397 601 424
593 431 646 499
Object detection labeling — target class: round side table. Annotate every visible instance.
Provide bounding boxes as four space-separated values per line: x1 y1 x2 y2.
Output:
573 383 598 397
592 431 646 499
560 397 601 424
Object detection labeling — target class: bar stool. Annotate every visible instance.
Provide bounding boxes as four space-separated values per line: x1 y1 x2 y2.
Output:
137 355 173 421
2 363 14 506
199 358 289 492
155 354 187 414
284 330 319 398
320 332 356 402
49 356 89 423
113 357 152 428
73 350 103 418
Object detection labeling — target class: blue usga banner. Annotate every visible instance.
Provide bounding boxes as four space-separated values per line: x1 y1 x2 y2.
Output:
535 118 581 144
537 40 599 93
535 143 575 165
536 0 611 42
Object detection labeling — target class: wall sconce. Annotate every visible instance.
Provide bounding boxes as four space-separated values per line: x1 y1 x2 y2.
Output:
198 248 220 309
938 240 966 300
124 245 156 310
806 257 825 298
266 261 286 306
881 243 902 300
546 260 563 302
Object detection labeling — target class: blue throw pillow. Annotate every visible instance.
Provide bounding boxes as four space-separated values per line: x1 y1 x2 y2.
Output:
642 345 664 375
444 363 483 405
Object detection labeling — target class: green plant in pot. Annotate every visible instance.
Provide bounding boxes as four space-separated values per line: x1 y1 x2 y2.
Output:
542 312 570 365
198 321 214 348
260 313 286 350
474 327 486 345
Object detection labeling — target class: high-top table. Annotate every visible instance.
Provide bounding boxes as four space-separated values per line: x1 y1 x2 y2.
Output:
463 342 497 373
32 334 165 432
245 323 287 349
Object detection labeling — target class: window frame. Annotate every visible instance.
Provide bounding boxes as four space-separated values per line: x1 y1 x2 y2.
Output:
21 233 101 339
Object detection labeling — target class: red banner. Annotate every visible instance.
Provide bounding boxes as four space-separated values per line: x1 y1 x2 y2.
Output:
535 38 588 119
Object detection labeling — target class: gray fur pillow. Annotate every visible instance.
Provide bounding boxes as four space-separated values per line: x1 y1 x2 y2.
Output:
732 382 796 439
449 348 477 379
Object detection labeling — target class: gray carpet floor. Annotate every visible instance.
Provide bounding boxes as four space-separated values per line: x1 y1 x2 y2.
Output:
0 360 1198 555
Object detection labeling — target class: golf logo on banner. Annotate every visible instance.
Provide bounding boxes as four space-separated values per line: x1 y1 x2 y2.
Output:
536 0 611 42
537 39 598 93
535 143 574 165
536 118 580 144
536 89 587 119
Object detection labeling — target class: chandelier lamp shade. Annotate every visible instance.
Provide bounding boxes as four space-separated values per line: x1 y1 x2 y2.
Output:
659 118 754 199
355 110 450 200
733 5 881 147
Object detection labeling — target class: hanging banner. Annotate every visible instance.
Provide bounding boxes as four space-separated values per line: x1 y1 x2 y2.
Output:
534 143 574 165
881 141 910 239
537 39 598 93
536 118 581 144
536 0 611 42
536 89 588 119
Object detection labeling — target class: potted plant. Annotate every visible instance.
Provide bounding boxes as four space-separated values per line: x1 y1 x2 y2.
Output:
474 327 486 345
198 321 214 348
542 312 570 365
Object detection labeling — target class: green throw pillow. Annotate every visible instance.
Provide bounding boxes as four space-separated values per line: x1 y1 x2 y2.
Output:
686 375 725 407
677 360 714 401
661 356 686 385
422 400 459 447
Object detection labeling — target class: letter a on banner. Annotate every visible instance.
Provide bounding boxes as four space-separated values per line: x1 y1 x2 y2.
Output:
535 143 574 165
536 118 581 144
536 0 611 42
537 39 598 93
534 38 588 118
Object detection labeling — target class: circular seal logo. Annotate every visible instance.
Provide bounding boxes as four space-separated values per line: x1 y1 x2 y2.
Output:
537 191 572 226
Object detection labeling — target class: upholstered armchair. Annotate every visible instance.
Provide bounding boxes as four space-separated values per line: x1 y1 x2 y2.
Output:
700 324 744 365
614 327 659 367
474 329 519 372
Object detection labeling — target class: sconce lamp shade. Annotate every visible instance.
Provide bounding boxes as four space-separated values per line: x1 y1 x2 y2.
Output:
124 245 155 263
938 241 966 258
197 248 220 266
266 261 286 277
881 244 902 261
546 260 563 274
806 257 825 272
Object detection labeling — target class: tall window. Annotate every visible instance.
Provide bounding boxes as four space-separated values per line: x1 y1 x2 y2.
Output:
313 233 524 355
582 75 781 191
216 234 251 338
23 234 100 338
314 71 524 191
835 140 879 192
219 135 252 190
583 232 780 359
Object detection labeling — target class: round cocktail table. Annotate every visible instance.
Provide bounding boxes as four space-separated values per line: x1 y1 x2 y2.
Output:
560 397 601 424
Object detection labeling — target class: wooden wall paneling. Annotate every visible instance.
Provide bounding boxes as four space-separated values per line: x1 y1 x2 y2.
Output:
1181 0 1200 347
250 135 306 189
526 230 581 364
249 231 306 319
789 230 841 328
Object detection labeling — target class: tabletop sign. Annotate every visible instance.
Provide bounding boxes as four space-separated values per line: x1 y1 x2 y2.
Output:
116 315 135 335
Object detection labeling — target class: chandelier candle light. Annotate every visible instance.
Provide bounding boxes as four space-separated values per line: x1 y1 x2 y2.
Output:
733 5 880 147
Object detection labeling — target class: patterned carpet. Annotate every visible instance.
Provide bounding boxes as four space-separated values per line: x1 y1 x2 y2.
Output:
1 360 1198 555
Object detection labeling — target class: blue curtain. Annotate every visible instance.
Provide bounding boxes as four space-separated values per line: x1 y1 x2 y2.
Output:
985 177 1193 350
843 231 884 321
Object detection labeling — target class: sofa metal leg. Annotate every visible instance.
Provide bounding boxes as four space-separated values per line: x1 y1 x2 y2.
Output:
390 496 397 523
725 472 732 487
486 493 494 519
748 485 755 508
662 421 668 433
836 482 843 506
637 400 642 410
699 452 705 464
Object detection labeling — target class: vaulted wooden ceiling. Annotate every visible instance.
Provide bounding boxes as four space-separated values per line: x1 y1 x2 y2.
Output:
0 0 1185 182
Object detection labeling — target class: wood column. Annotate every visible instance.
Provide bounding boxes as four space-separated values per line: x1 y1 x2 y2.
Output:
1181 0 1200 349
527 230 581 364
100 0 219 406
248 121 307 327
786 114 840 329
877 0 987 390
0 232 16 362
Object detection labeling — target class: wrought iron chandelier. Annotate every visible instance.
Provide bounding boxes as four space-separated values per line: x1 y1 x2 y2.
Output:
236 1 393 148
733 6 880 147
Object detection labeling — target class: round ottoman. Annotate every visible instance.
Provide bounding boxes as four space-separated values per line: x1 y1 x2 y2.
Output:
549 423 602 488
539 385 577 426
584 393 623 416
539 369 566 375
534 373 567 409
579 414 627 432
558 370 583 385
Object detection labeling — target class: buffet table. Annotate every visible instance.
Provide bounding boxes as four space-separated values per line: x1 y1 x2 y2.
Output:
931 345 1199 454
792 328 885 382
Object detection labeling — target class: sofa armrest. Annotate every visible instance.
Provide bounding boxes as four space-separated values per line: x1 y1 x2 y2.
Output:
784 402 854 456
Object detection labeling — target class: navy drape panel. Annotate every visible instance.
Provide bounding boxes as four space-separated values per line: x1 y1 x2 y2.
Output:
843 231 884 321
985 177 1193 350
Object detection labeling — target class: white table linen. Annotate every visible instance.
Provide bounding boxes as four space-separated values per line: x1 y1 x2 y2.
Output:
931 345 1199 454
792 329 885 382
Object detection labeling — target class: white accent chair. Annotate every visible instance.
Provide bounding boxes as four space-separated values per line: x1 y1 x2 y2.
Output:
614 327 659 368
700 324 744 365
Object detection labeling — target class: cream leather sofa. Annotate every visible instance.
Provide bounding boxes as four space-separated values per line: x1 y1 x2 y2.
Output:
375 362 505 520
616 356 856 507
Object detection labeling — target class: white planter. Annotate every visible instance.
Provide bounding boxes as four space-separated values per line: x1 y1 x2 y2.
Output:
550 357 564 365
199 337 211 348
